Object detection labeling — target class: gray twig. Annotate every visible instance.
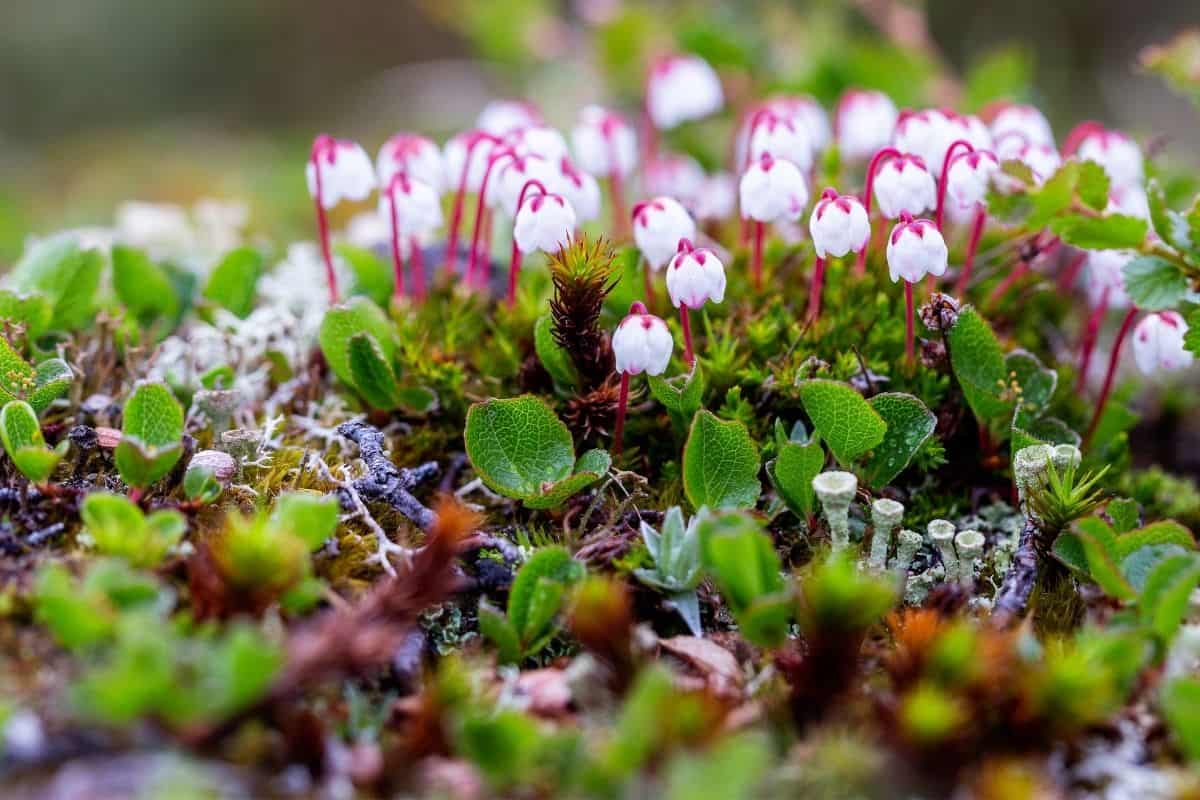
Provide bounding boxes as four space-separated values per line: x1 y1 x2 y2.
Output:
337 421 438 530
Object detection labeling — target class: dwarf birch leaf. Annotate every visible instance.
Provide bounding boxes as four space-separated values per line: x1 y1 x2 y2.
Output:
862 393 936 489
1122 256 1190 311
465 395 576 500
10 236 103 331
0 290 52 338
112 245 179 324
1077 160 1112 211
28 358 73 413
1005 350 1057 412
767 437 825 516
0 399 42 452
115 381 184 489
318 298 394 389
682 411 761 510
1028 161 1079 228
947 307 1010 424
648 362 705 417
523 449 611 510
798 380 886 466
203 247 263 318
1050 213 1148 250
347 333 402 410
1140 554 1200 644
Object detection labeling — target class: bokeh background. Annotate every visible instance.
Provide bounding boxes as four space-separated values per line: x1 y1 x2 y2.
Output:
1 0 1198 261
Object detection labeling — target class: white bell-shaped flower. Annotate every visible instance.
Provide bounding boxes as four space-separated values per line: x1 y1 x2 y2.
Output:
492 153 559 217
886 213 949 283
666 239 726 309
613 309 674 376
443 131 497 194
477 99 542 136
556 158 602 223
894 109 990 178
946 150 1000 209
571 106 637 177
646 55 724 130
1074 126 1143 190
513 192 575 255
380 175 443 237
1086 250 1134 309
377 134 445 195
632 197 696 270
778 95 832 153
836 90 899 162
692 172 737 221
504 124 570 163
643 154 707 205
747 113 814 173
809 189 870 259
873 154 936 218
739 153 809 223
990 104 1055 152
306 136 376 209
1132 312 1193 375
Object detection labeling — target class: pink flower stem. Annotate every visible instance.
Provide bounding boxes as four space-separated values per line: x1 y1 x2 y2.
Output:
954 205 987 295
752 221 765 291
444 131 500 277
986 259 1030 306
1083 306 1138 448
309 140 339 304
1057 251 1087 294
386 173 408 303
613 372 631 457
855 146 902 277
505 179 550 307
467 146 515 287
1076 286 1110 392
904 280 916 364
410 235 426 302
935 139 975 231
808 257 826 321
680 303 695 367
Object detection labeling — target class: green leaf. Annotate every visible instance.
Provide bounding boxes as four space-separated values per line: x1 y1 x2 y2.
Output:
682 410 761 510
82 493 185 568
1005 350 1057 411
28 358 73 413
465 396 604 508
947 307 1011 424
336 244 394 307
1186 307 1200 358
0 400 65 483
698 512 790 648
9 236 103 331
1075 520 1136 601
112 245 179 325
766 436 825 517
1077 160 1112 212
347 332 402 409
1050 213 1148 250
862 393 936 488
1122 544 1192 593
798 380 887 466
1107 498 1141 533
1162 677 1200 763
0 290 52 337
505 546 583 657
203 247 263 318
648 362 705 420
1028 161 1079 228
534 314 579 390
318 298 395 389
269 491 340 551
1139 554 1200 644
1146 180 1196 253
116 381 185 489
1113 520 1195 560
478 602 521 664
1122 256 1190 311
0 339 70 414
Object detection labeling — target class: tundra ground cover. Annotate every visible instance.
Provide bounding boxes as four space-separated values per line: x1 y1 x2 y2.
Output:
3 15 1200 800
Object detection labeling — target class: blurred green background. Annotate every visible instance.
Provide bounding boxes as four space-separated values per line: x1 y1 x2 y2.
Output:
1 0 1197 260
